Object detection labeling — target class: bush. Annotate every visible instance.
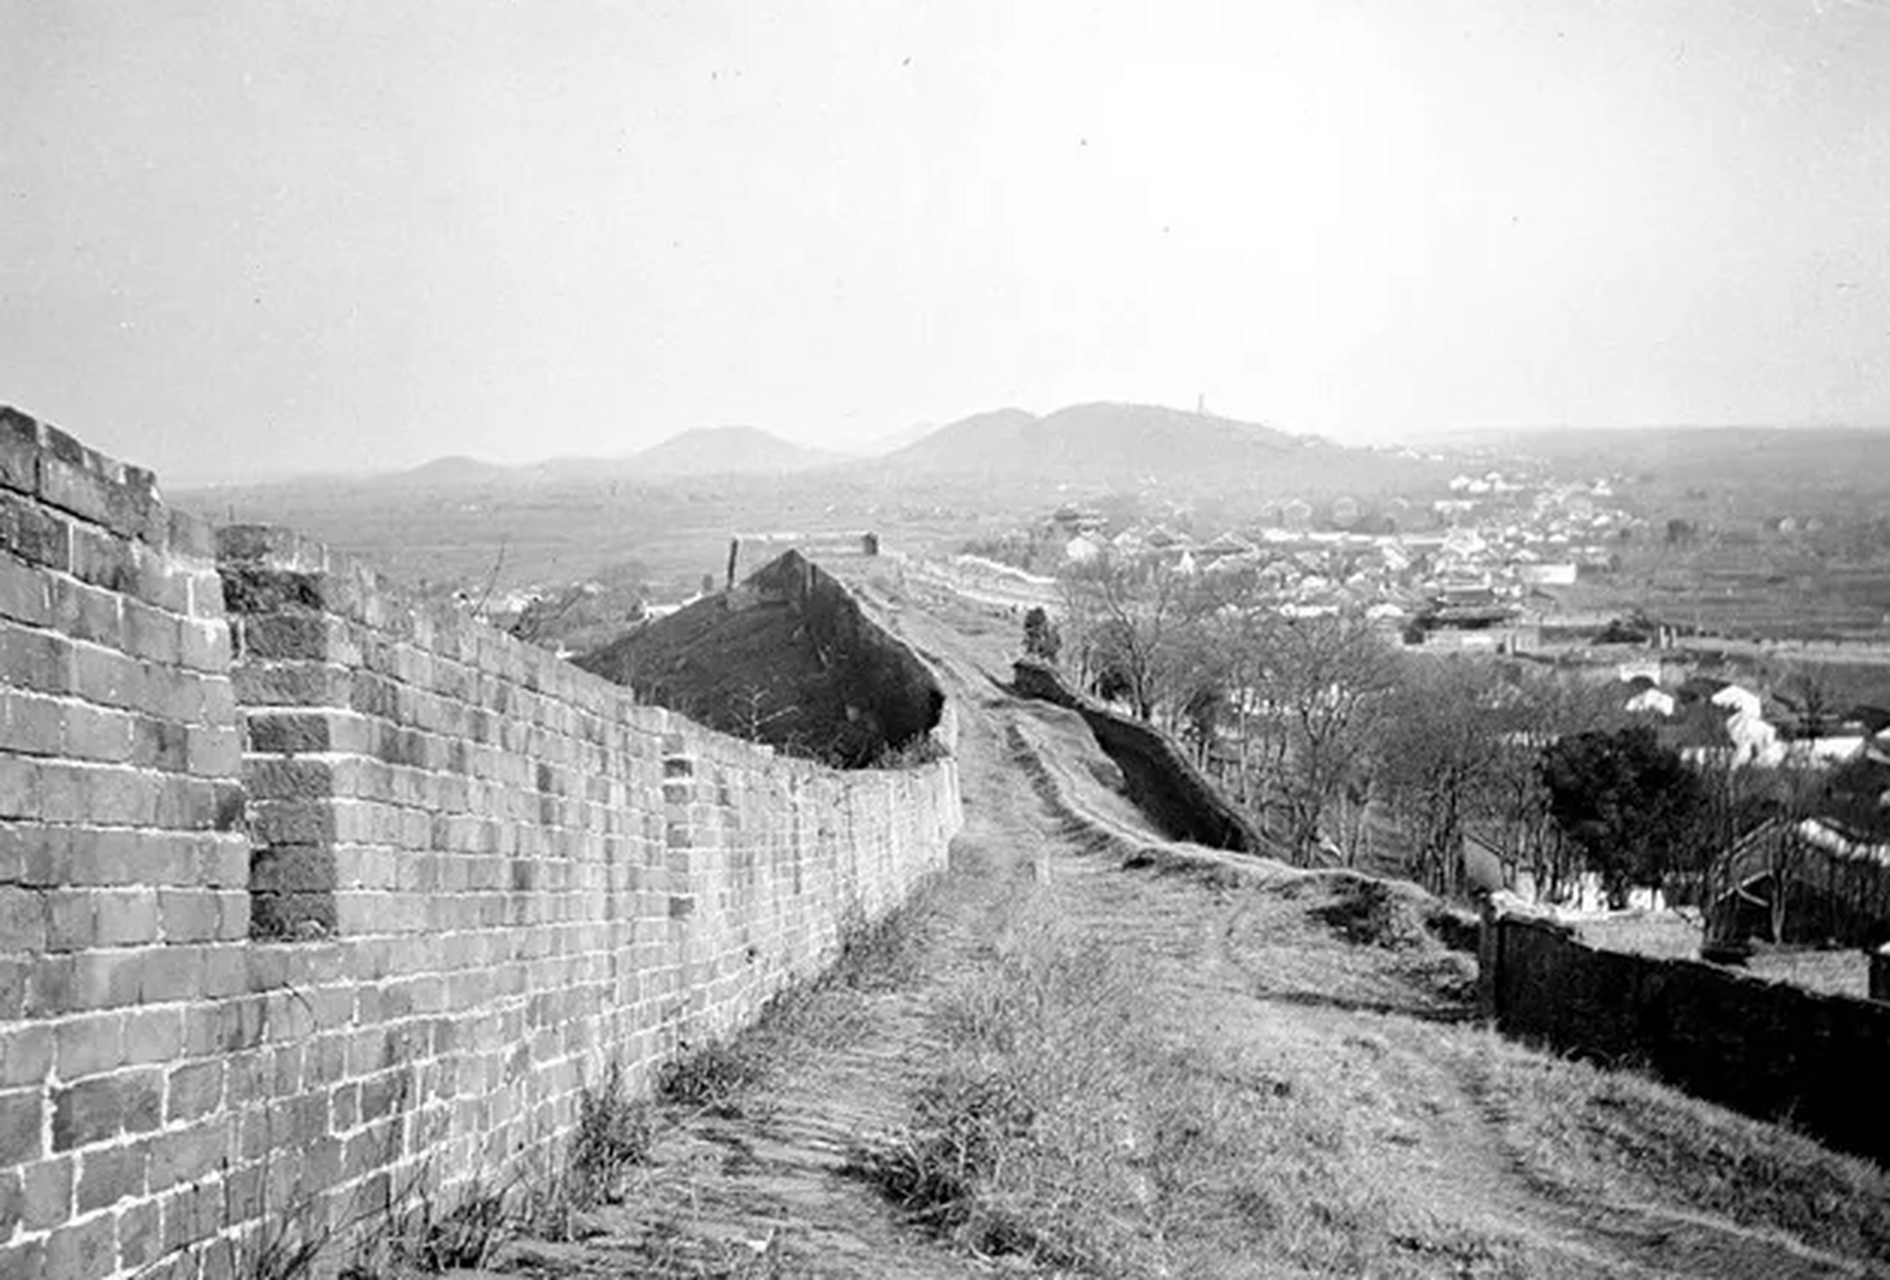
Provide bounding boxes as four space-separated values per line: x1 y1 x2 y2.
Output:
870 734 950 770
1023 607 1061 663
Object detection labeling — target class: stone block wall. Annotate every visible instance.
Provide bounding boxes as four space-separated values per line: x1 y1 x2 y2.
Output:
1481 897 1890 1166
0 408 961 1278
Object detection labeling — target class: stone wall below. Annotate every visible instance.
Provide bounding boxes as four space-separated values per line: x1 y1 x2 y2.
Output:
1480 895 1890 1166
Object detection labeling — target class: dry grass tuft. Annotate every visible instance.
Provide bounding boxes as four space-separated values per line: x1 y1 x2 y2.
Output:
341 1176 515 1278
514 1058 656 1240
657 1037 772 1118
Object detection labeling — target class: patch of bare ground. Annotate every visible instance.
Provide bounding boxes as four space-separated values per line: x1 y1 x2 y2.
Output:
448 582 1890 1279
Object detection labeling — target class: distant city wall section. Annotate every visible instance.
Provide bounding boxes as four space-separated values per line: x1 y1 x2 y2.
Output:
902 554 1059 616
1011 658 1265 855
0 407 962 1279
1480 896 1890 1166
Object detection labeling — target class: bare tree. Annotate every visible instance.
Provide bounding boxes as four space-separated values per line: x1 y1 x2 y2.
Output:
1484 667 1626 904
1247 611 1400 865
1762 765 1832 942
1057 554 1199 721
1185 575 1282 814
1695 760 1829 944
726 682 799 741
1374 659 1508 895
1781 663 1836 742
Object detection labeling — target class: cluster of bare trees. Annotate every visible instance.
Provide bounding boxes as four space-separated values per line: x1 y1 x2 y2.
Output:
1053 554 1890 944
1689 754 1890 945
1053 556 1679 898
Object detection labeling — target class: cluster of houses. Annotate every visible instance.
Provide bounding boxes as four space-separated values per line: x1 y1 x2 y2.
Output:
1619 665 1890 770
1039 473 1634 639
1613 663 1890 944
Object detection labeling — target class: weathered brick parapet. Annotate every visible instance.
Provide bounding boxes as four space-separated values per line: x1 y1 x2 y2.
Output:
1 407 962 1279
1 408 250 1279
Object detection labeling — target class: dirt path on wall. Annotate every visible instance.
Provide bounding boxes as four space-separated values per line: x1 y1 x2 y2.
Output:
479 594 1062 1279
482 583 1887 1279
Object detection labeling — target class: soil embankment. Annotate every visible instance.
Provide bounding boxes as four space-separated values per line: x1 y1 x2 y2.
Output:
578 550 944 766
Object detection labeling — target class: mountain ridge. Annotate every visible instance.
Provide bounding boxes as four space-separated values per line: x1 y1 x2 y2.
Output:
876 401 1308 482
355 402 1428 492
623 425 842 476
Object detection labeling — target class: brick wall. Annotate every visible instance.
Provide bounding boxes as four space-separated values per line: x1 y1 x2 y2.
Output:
1480 895 1890 1166
0 408 961 1278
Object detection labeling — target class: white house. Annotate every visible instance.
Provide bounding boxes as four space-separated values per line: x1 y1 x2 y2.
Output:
1626 687 1676 717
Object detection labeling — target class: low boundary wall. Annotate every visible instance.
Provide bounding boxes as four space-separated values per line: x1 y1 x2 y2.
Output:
0 407 962 1278
1480 894 1890 1165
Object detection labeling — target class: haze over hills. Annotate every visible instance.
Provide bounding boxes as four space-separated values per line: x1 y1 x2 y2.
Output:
622 425 843 476
863 419 946 455
394 454 519 486
1439 423 1890 470
315 401 1451 496
881 403 1296 478
375 425 842 488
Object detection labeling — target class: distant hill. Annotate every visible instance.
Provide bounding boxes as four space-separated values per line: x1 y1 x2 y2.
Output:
862 419 946 455
392 454 516 486
625 426 841 477
878 402 1343 487
323 402 1448 499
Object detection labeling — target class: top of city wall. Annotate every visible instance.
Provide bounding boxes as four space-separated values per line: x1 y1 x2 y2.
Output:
3 403 960 781
217 521 960 774
1011 657 1266 854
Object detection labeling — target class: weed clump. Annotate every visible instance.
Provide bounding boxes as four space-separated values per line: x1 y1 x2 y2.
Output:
851 1067 1039 1241
515 1060 655 1242
830 895 934 992
568 1061 655 1205
401 1182 511 1272
343 1177 514 1277
870 734 951 770
653 886 942 1120
657 1038 769 1117
245 1227 326 1280
1308 876 1430 949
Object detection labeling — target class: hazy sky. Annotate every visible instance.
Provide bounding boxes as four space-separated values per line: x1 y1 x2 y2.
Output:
4 1 1889 480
